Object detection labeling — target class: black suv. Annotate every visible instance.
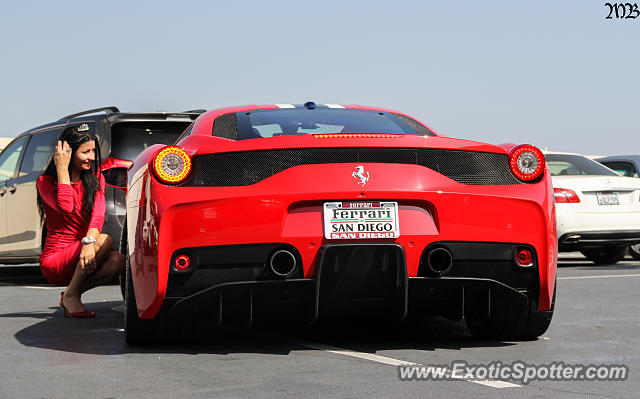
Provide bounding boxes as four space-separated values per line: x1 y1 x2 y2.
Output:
0 107 203 264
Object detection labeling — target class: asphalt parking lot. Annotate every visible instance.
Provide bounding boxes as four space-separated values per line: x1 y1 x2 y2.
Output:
1 253 638 399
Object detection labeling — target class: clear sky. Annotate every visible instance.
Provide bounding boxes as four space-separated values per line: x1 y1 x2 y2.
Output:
1 1 637 155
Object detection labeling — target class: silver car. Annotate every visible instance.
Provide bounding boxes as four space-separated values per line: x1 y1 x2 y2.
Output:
595 155 640 259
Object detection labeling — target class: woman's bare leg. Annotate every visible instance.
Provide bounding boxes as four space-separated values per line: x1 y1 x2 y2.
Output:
62 263 92 313
62 234 119 313
80 251 126 293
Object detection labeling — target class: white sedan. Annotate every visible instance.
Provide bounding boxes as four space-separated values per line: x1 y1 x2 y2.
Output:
545 151 640 264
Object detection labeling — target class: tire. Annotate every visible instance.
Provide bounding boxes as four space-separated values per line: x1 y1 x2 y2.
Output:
580 246 627 265
118 221 127 300
519 286 555 340
628 244 640 260
466 284 556 341
124 249 150 344
124 238 169 345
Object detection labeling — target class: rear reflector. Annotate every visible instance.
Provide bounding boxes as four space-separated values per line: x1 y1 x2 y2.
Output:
554 188 581 203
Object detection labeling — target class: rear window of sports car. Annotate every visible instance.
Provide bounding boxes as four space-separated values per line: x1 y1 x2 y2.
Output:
233 109 435 140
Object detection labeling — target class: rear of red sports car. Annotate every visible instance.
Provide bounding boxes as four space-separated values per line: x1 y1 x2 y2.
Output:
123 103 557 343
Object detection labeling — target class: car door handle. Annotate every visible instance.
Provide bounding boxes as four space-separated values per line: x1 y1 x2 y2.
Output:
8 184 17 194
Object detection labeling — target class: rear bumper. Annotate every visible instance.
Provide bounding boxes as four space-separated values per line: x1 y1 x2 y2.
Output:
128 162 557 318
161 243 537 323
556 208 640 242
558 230 640 251
166 277 529 325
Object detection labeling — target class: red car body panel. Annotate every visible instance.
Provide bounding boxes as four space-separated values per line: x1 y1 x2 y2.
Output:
126 105 557 319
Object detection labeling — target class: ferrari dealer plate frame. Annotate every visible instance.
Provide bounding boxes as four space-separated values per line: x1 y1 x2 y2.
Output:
323 201 400 239
596 192 620 206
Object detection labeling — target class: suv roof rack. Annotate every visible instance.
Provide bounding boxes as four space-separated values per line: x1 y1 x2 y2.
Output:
58 106 120 121
181 109 207 114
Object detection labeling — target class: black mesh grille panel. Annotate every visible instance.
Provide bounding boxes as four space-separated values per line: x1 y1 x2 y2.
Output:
212 113 237 140
448 260 536 291
178 148 523 187
167 264 267 296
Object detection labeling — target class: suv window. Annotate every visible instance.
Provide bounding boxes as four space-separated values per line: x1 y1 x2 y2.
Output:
0 137 27 182
19 129 61 176
600 161 639 178
175 124 194 143
109 122 191 161
545 154 618 176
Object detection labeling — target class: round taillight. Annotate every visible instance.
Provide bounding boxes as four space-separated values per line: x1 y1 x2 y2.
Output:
516 249 534 267
509 145 545 182
153 146 191 184
175 255 191 271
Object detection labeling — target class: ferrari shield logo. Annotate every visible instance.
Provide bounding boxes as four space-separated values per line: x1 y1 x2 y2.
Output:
352 165 370 186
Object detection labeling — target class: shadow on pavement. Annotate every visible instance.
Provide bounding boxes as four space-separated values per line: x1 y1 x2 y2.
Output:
557 260 640 269
0 264 47 284
8 300 517 356
570 265 640 271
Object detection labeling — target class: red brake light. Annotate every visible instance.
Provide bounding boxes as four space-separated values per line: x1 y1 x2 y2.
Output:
516 249 534 267
174 255 191 271
152 146 192 184
509 145 545 181
554 188 581 203
312 134 402 138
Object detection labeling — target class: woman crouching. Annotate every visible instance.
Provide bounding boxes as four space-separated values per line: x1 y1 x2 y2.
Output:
37 124 125 317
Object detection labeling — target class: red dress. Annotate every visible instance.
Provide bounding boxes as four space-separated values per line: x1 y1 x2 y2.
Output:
37 174 106 286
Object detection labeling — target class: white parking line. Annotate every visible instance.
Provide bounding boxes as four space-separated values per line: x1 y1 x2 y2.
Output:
294 341 414 366
472 380 522 388
558 274 640 280
292 341 521 389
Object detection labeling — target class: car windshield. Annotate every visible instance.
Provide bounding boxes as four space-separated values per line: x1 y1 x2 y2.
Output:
110 122 191 161
545 154 618 176
236 108 435 140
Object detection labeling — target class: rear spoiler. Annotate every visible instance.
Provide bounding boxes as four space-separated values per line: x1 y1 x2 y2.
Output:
58 106 120 121
58 107 206 122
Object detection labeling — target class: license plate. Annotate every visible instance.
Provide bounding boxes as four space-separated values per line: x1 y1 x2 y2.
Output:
323 201 399 239
597 192 619 205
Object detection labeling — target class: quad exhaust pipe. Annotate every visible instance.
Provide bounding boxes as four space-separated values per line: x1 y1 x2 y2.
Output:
269 249 297 277
425 247 453 275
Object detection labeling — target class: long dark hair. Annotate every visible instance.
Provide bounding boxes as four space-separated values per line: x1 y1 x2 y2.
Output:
37 124 103 220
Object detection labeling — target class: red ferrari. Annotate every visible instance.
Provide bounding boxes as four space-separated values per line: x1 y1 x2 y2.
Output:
123 102 557 343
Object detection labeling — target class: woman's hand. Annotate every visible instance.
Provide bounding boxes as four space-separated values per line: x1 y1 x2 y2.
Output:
54 140 71 170
79 242 97 274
